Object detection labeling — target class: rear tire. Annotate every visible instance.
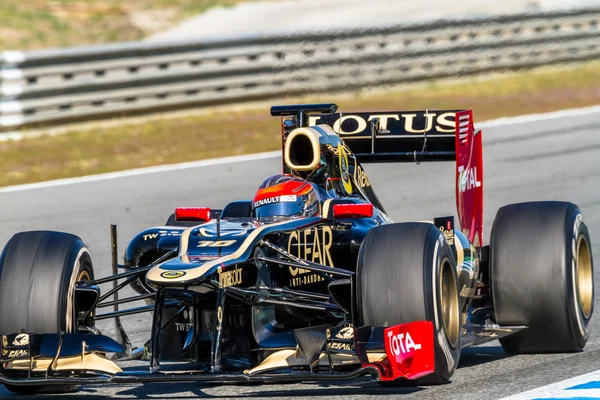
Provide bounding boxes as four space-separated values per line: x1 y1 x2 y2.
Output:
490 201 593 353
0 231 94 394
355 223 461 384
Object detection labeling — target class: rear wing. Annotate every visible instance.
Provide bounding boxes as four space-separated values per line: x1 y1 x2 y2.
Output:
308 111 459 163
271 103 483 247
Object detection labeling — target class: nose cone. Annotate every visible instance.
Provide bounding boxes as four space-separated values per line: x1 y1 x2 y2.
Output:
145 219 251 287
145 256 216 287
146 258 190 286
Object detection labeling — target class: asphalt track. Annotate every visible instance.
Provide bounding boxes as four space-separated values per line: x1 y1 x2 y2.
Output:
0 107 599 398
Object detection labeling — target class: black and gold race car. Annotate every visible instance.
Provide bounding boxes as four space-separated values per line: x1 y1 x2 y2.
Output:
0 103 594 394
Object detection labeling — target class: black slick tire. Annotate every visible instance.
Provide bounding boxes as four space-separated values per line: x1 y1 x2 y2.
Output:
355 223 461 385
0 231 95 394
490 201 594 353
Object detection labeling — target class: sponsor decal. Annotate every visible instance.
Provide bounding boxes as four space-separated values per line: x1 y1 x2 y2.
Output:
382 324 435 381
215 306 224 336
388 331 421 357
287 226 334 287
326 325 355 353
309 112 456 135
457 165 481 193
197 240 237 247
289 272 326 287
287 226 334 266
336 327 354 340
334 114 368 134
383 321 434 380
253 195 297 209
12 334 29 347
175 309 192 332
328 342 353 351
218 266 243 288
143 230 181 241
254 197 279 207
434 216 455 246
338 144 352 194
175 323 191 332
354 164 371 188
5 349 28 358
455 109 483 247
160 270 186 279
441 228 455 245
1 334 30 358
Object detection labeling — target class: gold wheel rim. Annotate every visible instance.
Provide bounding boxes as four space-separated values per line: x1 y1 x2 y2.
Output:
68 266 92 332
77 270 91 282
576 235 593 319
440 258 460 349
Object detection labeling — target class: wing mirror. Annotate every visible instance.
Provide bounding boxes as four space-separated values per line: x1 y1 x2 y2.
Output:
332 204 374 219
175 207 212 222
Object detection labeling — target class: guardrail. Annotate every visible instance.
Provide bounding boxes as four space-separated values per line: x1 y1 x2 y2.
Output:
1 8 598 130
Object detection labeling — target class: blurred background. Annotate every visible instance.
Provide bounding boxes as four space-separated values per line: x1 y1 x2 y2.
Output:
0 0 599 186
1 0 599 49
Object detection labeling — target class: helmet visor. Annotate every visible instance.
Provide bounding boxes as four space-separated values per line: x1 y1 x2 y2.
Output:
254 201 304 219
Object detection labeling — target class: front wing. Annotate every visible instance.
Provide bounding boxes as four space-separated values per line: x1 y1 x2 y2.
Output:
0 321 435 387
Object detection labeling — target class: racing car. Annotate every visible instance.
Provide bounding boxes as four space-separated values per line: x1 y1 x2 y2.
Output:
0 103 594 394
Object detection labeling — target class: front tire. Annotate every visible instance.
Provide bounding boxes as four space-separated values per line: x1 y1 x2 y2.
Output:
0 231 94 394
490 201 594 353
355 223 461 384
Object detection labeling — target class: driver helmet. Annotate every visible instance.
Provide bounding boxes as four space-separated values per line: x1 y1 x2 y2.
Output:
252 174 320 219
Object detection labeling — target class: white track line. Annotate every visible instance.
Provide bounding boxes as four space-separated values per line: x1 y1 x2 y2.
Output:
500 369 600 399
0 151 280 194
1 105 599 194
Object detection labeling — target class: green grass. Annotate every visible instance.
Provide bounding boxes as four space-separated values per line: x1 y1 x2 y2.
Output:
1 61 599 188
0 0 260 51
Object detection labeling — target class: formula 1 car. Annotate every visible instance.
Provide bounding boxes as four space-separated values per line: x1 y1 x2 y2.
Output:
0 103 594 394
